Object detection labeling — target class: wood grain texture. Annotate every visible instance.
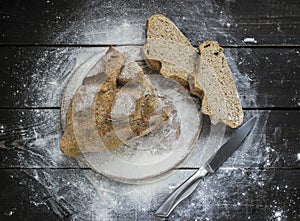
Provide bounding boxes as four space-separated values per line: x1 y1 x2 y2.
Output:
0 0 299 45
0 46 299 108
1 109 299 169
0 0 299 220
0 168 299 220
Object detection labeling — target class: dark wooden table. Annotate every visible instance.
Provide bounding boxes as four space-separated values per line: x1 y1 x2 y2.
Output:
0 0 299 220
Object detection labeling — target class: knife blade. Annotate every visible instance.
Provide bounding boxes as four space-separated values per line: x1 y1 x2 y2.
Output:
155 115 257 218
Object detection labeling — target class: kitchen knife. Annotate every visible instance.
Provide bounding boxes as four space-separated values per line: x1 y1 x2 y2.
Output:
155 115 257 218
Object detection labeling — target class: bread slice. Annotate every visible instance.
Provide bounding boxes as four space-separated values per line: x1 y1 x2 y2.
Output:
189 41 244 128
143 14 197 87
60 47 169 156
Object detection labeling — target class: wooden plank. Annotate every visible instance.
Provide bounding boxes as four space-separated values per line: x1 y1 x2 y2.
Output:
0 168 299 220
1 109 299 169
0 109 80 168
0 46 299 108
0 0 299 45
170 168 300 221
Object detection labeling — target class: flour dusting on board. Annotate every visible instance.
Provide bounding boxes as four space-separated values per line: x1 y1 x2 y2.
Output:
12 0 283 219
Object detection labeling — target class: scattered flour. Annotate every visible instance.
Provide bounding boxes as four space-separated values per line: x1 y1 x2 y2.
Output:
243 37 258 44
3 208 16 216
6 0 286 220
274 210 283 220
272 209 286 221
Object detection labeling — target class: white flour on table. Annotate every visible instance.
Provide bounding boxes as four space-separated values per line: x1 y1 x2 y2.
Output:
243 38 258 44
5 0 287 220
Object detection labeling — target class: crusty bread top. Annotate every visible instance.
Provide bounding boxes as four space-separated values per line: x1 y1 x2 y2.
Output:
190 41 244 128
60 47 169 157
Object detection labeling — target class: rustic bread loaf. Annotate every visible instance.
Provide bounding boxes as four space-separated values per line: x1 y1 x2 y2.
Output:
60 47 169 156
143 14 197 87
189 41 244 128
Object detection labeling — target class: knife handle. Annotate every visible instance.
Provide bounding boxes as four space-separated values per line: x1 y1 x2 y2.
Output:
155 167 208 218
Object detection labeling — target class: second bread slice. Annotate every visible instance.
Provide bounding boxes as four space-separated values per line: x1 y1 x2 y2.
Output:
189 41 244 128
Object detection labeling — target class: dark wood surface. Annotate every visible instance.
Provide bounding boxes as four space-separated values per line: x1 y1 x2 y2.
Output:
0 0 299 220
0 169 299 221
0 0 300 46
